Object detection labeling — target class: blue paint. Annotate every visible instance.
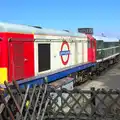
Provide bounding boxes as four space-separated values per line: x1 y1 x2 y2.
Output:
47 63 96 83
59 50 70 56
18 78 44 88
17 62 96 88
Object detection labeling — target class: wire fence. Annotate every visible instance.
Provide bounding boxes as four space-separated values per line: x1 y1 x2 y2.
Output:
0 80 120 120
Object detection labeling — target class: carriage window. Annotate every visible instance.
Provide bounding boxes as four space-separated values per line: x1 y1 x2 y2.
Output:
38 44 50 72
88 40 91 48
92 41 95 48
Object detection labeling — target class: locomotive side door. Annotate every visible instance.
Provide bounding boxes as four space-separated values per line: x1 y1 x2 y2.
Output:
9 41 24 81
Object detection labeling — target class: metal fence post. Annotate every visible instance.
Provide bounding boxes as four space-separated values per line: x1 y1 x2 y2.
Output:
0 114 3 120
91 87 96 117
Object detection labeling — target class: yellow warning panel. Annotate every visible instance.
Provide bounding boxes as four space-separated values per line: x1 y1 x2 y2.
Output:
0 68 7 84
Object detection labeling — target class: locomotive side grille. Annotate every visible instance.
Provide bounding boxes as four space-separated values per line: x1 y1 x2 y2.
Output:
12 42 24 80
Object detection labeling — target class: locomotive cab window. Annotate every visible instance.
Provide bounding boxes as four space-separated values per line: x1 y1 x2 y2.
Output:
38 44 50 72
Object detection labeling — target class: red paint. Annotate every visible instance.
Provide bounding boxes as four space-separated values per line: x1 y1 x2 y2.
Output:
0 41 2 66
60 41 70 65
24 42 34 78
0 32 34 83
86 34 96 63
0 33 7 68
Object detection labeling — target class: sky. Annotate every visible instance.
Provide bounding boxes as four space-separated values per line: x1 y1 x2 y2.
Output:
0 0 120 37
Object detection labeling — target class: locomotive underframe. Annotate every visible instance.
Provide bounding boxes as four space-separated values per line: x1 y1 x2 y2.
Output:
72 54 120 86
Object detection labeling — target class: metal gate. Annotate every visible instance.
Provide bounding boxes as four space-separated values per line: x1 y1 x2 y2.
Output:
0 81 120 120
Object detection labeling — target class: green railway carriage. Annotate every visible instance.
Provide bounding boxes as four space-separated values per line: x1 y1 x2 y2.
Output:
93 36 120 62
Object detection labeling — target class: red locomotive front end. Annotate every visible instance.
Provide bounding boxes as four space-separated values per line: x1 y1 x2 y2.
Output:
0 23 35 85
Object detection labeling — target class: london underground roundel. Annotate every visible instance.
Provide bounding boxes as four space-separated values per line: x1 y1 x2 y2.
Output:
59 41 70 65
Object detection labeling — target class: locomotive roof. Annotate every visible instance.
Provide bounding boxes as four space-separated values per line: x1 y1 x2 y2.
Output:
93 35 119 42
0 22 86 37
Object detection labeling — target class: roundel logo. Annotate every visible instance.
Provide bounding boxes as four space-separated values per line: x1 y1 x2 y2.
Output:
59 41 70 65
